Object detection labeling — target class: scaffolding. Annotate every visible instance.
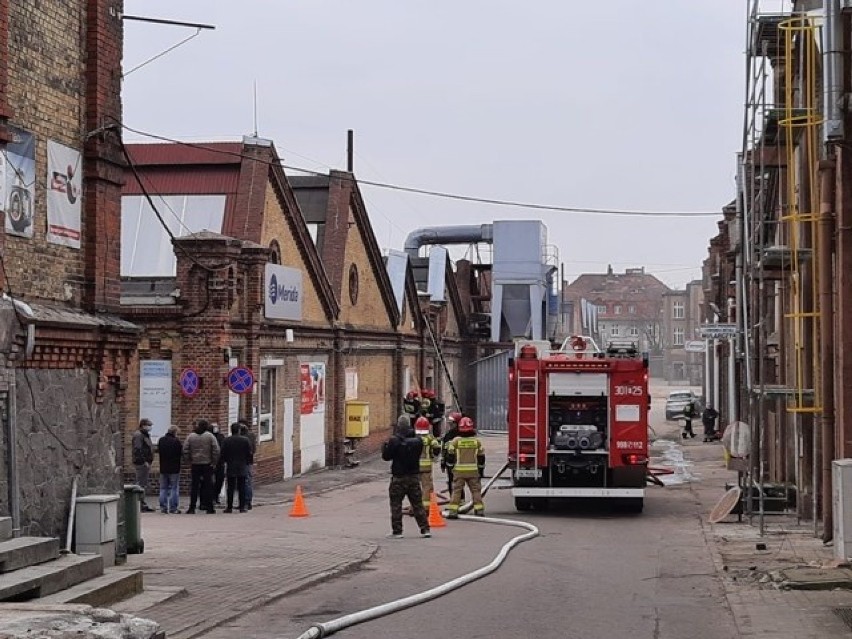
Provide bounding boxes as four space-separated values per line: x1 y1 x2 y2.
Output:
739 1 825 535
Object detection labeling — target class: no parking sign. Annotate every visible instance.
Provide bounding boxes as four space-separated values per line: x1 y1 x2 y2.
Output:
227 366 255 395
179 368 200 398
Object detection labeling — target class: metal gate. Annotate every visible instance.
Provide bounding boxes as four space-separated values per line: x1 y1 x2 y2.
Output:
472 349 511 432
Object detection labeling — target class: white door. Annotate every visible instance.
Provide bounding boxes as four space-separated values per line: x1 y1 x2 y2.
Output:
282 398 294 478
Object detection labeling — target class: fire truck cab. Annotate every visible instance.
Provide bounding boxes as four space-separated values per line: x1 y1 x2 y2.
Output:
508 336 650 513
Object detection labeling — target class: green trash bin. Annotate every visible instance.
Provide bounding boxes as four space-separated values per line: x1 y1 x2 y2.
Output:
123 484 145 554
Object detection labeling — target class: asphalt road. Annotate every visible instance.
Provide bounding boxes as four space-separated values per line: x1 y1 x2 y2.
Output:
201 387 739 639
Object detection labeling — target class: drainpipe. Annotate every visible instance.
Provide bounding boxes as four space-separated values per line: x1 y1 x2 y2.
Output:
819 160 836 542
7 371 19 536
727 297 737 424
824 0 844 142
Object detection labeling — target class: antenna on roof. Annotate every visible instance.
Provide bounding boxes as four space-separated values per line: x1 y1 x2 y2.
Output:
253 81 259 138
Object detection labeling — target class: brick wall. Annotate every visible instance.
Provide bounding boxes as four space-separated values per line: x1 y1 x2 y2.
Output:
260 181 329 326
3 0 90 303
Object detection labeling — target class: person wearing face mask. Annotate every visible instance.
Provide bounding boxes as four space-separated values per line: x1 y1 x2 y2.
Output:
132 418 155 512
210 423 226 507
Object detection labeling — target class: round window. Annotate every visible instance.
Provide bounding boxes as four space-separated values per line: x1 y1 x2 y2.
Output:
348 263 359 305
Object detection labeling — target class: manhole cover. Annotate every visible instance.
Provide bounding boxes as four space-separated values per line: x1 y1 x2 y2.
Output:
709 486 742 523
834 607 852 629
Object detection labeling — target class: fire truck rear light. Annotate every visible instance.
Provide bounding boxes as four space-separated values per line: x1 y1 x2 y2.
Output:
623 454 647 465
519 453 527 463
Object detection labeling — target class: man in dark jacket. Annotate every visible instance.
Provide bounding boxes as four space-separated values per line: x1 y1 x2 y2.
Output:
382 415 430 539
211 424 226 506
132 418 155 512
221 422 253 513
239 421 257 510
157 426 183 514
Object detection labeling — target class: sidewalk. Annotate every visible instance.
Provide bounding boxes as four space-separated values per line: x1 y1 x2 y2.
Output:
679 438 852 637
117 460 388 639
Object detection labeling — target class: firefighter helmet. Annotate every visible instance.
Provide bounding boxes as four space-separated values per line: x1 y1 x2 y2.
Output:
448 411 462 424
414 416 431 435
458 417 475 434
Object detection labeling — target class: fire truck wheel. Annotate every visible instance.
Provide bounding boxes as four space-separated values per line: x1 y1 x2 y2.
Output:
514 497 533 511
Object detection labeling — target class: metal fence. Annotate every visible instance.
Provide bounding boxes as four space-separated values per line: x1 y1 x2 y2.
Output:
472 349 511 432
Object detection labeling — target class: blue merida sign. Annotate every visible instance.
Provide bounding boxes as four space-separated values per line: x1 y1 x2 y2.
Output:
264 263 303 320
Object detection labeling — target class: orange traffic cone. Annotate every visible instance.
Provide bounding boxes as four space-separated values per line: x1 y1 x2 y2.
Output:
428 492 446 528
289 485 310 518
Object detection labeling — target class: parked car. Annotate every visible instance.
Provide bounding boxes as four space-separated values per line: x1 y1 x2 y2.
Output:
665 390 700 421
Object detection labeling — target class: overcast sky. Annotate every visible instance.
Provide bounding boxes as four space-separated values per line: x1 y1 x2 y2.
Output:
122 1 758 289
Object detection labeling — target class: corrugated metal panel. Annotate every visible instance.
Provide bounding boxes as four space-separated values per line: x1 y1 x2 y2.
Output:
126 142 244 166
122 165 240 197
472 349 511 432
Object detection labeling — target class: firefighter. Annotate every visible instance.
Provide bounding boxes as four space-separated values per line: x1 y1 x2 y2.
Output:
445 417 485 518
682 400 697 439
414 416 441 509
441 411 463 495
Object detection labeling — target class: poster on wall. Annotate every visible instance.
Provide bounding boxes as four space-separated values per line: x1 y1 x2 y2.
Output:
139 360 172 441
345 367 358 401
300 362 326 472
300 362 326 415
0 125 36 238
46 140 82 248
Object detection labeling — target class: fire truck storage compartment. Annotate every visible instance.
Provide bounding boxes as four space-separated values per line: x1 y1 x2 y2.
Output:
548 393 609 488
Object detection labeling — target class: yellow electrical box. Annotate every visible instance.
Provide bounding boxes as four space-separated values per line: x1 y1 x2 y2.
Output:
345 401 370 438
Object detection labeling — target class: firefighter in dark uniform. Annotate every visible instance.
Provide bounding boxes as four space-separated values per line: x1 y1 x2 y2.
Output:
445 417 485 518
682 400 697 439
382 415 431 538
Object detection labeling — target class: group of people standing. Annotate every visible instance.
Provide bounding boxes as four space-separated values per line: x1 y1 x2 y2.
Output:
131 418 258 515
382 408 486 538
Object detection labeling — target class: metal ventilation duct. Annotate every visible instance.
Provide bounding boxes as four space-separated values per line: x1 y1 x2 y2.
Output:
404 224 493 257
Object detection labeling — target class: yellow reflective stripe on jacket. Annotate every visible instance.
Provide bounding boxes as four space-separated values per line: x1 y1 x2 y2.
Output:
419 434 436 469
448 436 482 472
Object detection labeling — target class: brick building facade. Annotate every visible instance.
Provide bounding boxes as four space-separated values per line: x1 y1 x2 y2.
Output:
120 140 470 488
561 266 670 376
0 0 141 542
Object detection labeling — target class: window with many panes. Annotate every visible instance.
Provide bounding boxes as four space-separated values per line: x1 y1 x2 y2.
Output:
673 327 685 346
611 326 620 337
630 326 639 337
614 305 622 315
628 305 636 314
673 301 685 319
259 367 275 441
597 304 606 314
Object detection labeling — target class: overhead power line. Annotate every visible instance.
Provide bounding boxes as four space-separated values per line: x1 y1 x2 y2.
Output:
113 120 722 218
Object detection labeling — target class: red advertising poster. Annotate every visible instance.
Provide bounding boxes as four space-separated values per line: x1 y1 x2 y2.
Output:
300 362 326 415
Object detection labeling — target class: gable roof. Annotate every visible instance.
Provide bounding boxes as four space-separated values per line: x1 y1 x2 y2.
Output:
291 170 399 327
122 140 339 321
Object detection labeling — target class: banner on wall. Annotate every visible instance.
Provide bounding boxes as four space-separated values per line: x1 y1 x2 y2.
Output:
139 360 172 441
0 125 35 238
46 139 82 248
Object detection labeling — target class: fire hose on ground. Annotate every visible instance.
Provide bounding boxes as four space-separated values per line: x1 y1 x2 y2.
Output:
294 462 536 639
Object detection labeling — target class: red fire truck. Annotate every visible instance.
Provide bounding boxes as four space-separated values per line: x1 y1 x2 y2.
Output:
508 336 650 513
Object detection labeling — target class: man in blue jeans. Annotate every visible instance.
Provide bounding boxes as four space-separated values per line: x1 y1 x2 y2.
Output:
157 425 183 514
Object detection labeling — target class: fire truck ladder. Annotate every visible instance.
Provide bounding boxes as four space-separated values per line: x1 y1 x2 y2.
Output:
515 366 540 474
424 314 461 411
